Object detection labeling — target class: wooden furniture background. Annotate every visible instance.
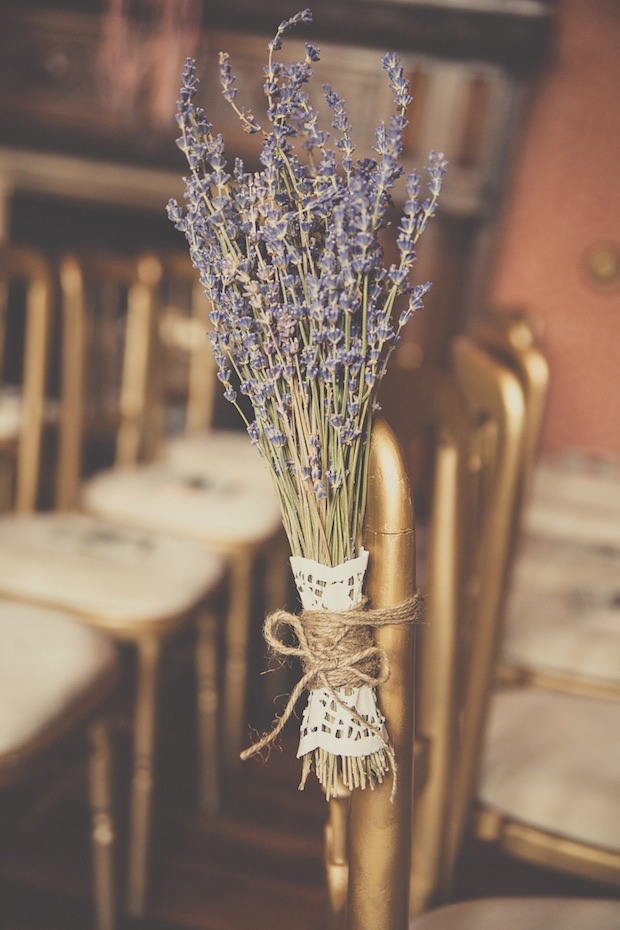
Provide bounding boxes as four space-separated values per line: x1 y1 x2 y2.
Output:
0 0 554 378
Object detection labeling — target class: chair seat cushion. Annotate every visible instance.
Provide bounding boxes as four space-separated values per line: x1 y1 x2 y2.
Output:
0 599 117 762
0 513 224 632
82 435 282 549
162 430 275 491
525 454 620 549
411 897 620 930
479 689 620 852
501 535 620 684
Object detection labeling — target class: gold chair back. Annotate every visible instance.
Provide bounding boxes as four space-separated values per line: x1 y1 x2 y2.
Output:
147 251 217 437
0 243 52 513
56 251 162 509
470 308 550 524
439 336 526 895
323 339 527 924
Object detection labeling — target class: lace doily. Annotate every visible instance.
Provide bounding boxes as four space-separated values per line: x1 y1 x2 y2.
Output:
290 550 387 760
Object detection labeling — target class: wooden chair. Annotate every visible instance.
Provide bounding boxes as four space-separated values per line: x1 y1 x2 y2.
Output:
75 250 288 773
0 248 226 919
0 598 119 930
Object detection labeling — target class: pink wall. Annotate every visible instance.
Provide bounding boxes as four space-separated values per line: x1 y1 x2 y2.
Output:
490 0 620 458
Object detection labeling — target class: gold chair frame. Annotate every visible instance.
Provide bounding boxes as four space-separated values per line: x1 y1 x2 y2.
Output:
132 250 289 773
0 657 119 930
0 244 51 512
50 252 224 916
0 243 119 929
322 418 416 930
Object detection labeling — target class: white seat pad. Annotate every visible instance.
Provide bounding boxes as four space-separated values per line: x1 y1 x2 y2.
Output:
411 897 620 930
163 430 275 492
0 513 224 629
525 454 620 549
501 535 620 684
0 599 116 760
480 689 620 852
82 437 282 549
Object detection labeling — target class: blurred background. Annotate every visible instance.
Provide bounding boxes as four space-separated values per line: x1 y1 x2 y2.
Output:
0 1 619 929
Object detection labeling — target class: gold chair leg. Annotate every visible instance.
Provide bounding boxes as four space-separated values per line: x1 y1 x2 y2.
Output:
89 718 116 930
222 550 253 772
261 534 292 718
325 782 351 930
126 635 161 918
196 608 220 809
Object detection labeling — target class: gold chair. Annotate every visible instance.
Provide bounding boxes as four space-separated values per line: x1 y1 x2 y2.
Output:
430 332 620 897
320 417 416 930
0 598 119 930
76 250 288 772
470 309 550 508
0 248 226 919
392 338 527 917
472 310 620 699
321 335 528 926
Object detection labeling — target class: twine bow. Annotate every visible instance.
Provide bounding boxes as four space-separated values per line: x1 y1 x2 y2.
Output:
240 593 423 800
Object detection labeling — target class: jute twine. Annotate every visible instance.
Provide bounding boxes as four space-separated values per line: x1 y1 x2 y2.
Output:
240 593 423 800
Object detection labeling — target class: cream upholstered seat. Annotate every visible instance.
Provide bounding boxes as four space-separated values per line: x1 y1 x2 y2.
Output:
524 454 620 549
82 433 281 551
0 599 116 762
497 452 620 694
501 537 620 687
0 593 119 930
479 688 620 853
410 897 620 930
0 512 223 632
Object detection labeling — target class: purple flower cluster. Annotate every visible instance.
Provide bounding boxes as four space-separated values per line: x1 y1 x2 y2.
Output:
168 9 446 564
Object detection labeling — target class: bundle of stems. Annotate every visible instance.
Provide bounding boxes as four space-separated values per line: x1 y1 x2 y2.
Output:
169 8 444 792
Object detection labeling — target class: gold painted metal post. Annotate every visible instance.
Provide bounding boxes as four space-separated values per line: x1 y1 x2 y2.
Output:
347 419 416 930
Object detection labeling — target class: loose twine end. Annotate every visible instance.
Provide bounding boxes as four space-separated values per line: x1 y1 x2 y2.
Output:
240 592 424 803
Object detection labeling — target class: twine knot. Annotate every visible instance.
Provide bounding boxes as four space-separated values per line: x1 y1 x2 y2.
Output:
240 593 423 799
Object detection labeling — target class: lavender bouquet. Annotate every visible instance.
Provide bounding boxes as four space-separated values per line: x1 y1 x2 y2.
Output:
168 9 445 797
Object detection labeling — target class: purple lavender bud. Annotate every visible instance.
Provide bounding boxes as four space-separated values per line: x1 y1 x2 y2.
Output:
326 468 343 488
314 480 328 500
304 43 320 62
247 421 261 444
218 52 237 102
